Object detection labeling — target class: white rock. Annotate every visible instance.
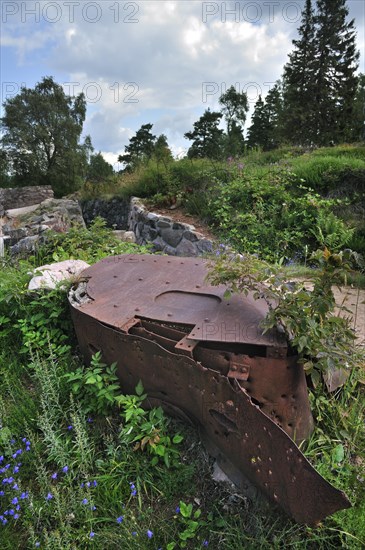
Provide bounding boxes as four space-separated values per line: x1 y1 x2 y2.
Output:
28 260 90 290
122 231 136 243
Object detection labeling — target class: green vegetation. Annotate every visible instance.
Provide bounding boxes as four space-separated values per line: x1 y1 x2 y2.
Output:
101 143 365 264
1 213 365 549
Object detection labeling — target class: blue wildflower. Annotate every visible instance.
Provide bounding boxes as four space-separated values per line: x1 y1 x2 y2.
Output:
89 532 95 538
147 530 153 539
116 516 124 524
67 425 73 431
51 472 58 479
46 492 53 501
82 498 88 505
62 466 68 474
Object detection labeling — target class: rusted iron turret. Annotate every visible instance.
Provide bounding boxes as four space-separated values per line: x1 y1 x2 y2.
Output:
69 254 350 526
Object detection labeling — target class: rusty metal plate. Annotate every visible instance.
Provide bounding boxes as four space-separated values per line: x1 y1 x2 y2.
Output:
70 254 351 525
70 310 350 526
78 254 287 351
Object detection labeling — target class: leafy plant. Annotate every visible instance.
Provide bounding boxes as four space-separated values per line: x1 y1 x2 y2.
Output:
64 352 120 416
117 381 183 468
208 245 362 387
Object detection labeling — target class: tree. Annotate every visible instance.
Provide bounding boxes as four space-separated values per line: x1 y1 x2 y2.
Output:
314 0 359 144
153 134 173 165
219 86 248 156
247 96 267 149
118 123 156 171
0 76 86 195
247 84 283 151
264 83 284 150
281 0 359 145
87 152 114 183
282 0 317 144
351 74 365 142
184 109 224 159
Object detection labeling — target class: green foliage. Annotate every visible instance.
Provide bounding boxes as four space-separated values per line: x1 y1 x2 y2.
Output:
38 217 149 264
209 245 362 385
118 123 157 172
281 0 360 145
209 164 348 261
64 352 120 416
0 76 87 196
288 154 365 192
86 152 114 183
184 108 224 159
117 382 183 468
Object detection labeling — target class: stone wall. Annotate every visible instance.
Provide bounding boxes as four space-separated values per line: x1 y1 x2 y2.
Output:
128 197 213 256
80 197 130 229
0 186 54 212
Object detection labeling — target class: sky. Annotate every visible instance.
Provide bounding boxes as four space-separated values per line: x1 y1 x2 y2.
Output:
1 0 364 169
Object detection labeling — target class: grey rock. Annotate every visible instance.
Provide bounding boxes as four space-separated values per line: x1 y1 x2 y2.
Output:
182 230 204 242
196 239 213 254
151 236 166 252
147 212 159 221
175 238 198 257
163 245 177 256
160 228 184 248
11 235 39 255
156 219 172 228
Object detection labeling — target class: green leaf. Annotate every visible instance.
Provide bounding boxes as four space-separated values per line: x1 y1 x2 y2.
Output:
332 444 345 464
180 501 193 518
172 434 184 444
135 380 144 396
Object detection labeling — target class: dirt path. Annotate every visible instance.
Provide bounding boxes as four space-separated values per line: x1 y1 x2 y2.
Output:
333 286 364 344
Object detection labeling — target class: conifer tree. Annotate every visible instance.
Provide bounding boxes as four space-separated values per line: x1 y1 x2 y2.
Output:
247 84 283 151
282 0 317 144
247 96 267 149
314 0 359 144
282 0 359 145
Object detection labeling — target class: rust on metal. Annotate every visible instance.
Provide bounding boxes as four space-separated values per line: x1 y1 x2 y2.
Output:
69 254 350 526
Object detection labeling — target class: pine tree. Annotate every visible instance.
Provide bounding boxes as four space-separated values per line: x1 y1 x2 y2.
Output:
184 109 224 159
351 74 365 142
247 96 267 149
247 84 283 151
264 83 284 150
314 0 359 144
282 0 359 145
282 0 317 144
118 123 156 171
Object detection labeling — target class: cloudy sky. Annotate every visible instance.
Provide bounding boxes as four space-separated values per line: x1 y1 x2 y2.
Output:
1 0 364 167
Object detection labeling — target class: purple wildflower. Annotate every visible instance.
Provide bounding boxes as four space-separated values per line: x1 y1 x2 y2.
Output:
147 530 153 539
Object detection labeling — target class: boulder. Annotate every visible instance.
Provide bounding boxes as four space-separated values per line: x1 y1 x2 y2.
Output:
28 260 90 290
